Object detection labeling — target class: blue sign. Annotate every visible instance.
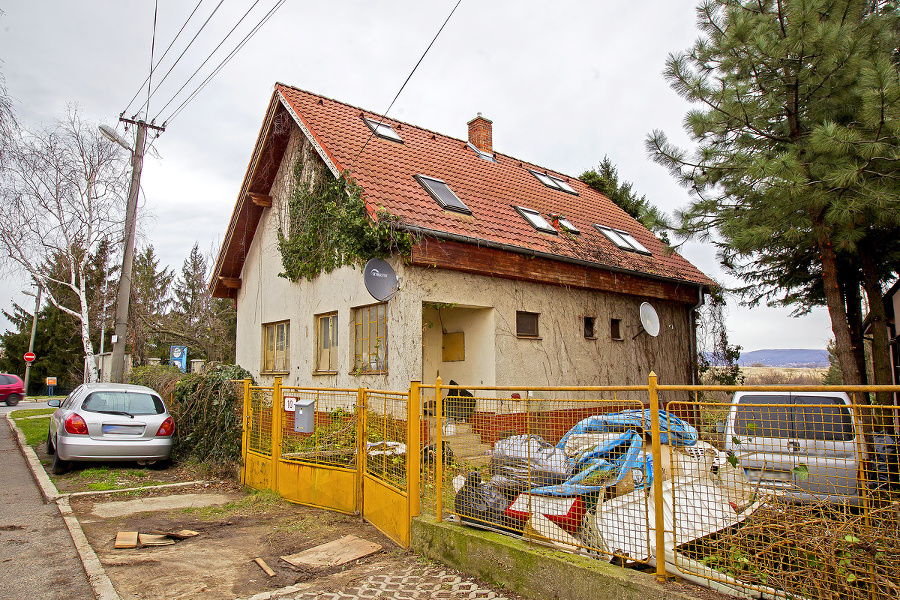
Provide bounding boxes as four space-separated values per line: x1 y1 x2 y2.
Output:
170 346 188 372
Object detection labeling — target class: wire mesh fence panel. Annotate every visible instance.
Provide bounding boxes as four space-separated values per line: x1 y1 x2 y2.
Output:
664 394 900 600
248 387 273 456
279 387 358 468
364 390 409 490
428 387 662 565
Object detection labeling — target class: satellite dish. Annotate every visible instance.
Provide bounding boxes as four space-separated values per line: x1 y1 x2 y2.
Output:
363 258 399 301
639 302 661 337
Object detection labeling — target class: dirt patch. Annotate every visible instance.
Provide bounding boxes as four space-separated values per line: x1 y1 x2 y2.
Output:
70 487 438 600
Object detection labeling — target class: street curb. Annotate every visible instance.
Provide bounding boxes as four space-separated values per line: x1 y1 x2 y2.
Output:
5 413 121 600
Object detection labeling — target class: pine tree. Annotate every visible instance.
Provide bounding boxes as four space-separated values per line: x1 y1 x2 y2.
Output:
647 0 900 389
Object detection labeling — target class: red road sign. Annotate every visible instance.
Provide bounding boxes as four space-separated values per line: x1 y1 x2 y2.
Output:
24 352 36 362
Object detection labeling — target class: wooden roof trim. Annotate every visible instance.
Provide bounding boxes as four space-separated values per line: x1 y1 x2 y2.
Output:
277 90 342 178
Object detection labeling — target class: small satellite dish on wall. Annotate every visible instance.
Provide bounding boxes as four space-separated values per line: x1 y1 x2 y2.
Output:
363 258 399 301
639 302 661 337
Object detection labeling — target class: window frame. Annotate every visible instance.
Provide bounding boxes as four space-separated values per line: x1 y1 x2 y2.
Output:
594 225 652 255
414 174 472 214
551 214 580 234
516 311 540 339
363 117 403 143
528 169 579 195
584 316 596 339
262 320 290 373
353 303 388 374
315 312 339 374
610 318 623 341
515 206 557 234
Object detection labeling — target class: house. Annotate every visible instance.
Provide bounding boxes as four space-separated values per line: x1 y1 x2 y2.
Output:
211 83 714 400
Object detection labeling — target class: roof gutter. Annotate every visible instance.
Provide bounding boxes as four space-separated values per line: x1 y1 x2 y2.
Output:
399 224 711 293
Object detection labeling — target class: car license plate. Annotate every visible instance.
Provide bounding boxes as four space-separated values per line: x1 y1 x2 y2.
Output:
102 424 143 435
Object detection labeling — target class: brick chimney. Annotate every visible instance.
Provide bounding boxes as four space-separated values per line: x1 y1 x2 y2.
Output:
467 113 493 154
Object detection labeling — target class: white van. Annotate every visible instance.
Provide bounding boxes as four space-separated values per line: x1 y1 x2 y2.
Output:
724 391 863 505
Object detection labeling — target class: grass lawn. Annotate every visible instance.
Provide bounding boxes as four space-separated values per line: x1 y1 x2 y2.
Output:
9 408 53 446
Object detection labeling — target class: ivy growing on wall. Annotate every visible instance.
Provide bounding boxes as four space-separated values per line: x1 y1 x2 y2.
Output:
277 158 414 282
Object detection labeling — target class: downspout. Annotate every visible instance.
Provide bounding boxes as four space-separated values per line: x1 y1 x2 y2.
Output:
690 285 705 385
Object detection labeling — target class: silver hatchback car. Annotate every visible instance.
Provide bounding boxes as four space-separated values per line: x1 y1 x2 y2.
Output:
47 383 174 474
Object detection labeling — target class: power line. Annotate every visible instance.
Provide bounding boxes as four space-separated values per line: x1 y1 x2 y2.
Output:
158 0 288 125
133 0 226 119
122 0 207 118
151 0 267 121
348 0 463 173
146 0 159 117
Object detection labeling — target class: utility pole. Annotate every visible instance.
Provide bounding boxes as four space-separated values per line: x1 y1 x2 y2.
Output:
23 284 42 397
106 118 164 383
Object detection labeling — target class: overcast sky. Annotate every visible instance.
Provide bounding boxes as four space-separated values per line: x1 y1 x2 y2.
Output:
0 0 833 353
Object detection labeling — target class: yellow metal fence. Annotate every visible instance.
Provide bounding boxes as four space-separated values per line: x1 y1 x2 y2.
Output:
240 376 900 599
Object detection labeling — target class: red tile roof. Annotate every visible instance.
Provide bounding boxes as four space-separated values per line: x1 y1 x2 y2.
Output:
211 84 712 299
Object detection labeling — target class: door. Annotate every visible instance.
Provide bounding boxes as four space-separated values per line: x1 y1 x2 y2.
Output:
729 393 797 493
792 395 859 502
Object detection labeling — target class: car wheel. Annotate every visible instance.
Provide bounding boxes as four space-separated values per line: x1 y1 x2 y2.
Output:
5 394 20 406
51 451 68 475
46 430 55 455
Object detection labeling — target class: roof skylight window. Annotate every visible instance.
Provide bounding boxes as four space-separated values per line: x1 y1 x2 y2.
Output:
594 225 652 255
414 175 471 214
467 142 496 163
528 169 578 195
516 206 557 234
363 117 402 143
551 214 580 234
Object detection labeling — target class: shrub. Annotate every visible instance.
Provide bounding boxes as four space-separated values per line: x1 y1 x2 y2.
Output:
129 363 253 464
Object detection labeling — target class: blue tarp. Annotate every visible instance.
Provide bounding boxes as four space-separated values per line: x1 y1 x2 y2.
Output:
529 409 698 497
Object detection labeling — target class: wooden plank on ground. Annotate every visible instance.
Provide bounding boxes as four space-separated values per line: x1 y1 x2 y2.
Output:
114 531 139 549
138 533 176 546
150 529 199 539
254 558 276 577
280 535 382 568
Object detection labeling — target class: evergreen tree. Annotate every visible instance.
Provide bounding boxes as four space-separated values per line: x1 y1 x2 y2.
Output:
647 0 900 390
129 245 174 364
580 157 672 243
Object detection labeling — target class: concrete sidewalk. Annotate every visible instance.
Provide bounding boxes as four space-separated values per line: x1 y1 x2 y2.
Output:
0 415 95 600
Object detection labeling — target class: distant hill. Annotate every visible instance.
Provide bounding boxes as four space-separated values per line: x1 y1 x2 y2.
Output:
704 349 829 368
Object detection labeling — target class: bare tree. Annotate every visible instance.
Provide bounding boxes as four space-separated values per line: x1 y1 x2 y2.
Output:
0 107 127 382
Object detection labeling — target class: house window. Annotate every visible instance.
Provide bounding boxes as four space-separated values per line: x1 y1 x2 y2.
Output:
363 117 403 143
515 206 557 234
414 175 472 214
528 169 578 195
594 225 652 255
353 303 388 373
263 321 290 372
610 318 623 340
516 311 540 338
584 316 596 339
551 214 580 234
316 312 338 372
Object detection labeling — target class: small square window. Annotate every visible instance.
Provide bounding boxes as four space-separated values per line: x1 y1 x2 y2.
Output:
363 117 402 143
467 142 496 162
414 175 472 214
584 316 596 339
316 312 338 372
528 169 579 195
516 311 540 338
515 206 557 234
610 318 623 340
551 214 580 234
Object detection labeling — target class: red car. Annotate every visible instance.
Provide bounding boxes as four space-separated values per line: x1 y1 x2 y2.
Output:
0 374 24 406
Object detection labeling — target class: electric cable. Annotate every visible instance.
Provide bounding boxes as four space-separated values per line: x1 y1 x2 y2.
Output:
348 0 463 173
133 0 226 119
146 0 159 118
121 0 207 118
158 0 288 125
151 0 269 122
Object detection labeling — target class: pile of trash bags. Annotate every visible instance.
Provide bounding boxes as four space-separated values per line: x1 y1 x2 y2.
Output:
453 409 754 557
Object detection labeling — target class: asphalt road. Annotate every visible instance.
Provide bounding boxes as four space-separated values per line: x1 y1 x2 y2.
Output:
0 402 93 600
